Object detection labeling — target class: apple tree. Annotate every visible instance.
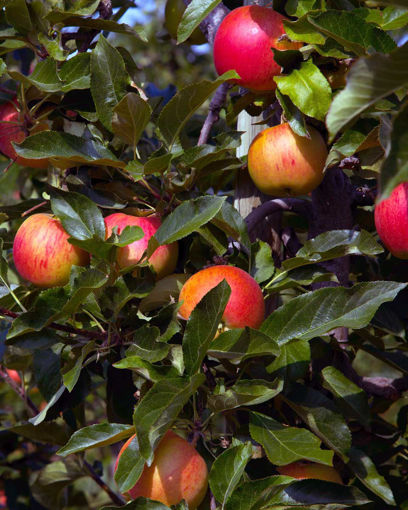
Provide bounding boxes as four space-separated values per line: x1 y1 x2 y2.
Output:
0 0 408 509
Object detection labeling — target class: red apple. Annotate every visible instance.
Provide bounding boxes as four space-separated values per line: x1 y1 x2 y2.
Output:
104 213 178 280
178 265 265 329
213 6 302 92
115 430 208 508
278 461 343 484
0 98 49 168
6 369 21 384
248 123 327 197
375 182 408 259
13 213 90 288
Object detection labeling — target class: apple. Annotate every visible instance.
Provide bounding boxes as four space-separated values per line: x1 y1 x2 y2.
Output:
0 98 48 168
178 265 265 329
104 213 178 280
213 6 302 91
13 213 90 288
278 462 342 484
248 123 327 197
115 430 208 508
0 489 6 509
375 182 408 259
6 369 21 384
165 0 207 45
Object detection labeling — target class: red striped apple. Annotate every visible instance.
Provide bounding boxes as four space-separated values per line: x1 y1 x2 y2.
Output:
213 6 302 91
0 98 48 168
104 213 178 280
374 182 408 259
115 430 208 508
13 213 89 287
178 265 265 329
248 123 327 197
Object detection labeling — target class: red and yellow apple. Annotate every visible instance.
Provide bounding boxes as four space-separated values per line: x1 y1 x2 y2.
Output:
13 213 89 288
278 462 342 484
374 182 408 259
115 430 208 508
165 0 207 45
248 123 327 197
213 6 302 91
104 213 178 280
0 98 48 168
178 265 265 329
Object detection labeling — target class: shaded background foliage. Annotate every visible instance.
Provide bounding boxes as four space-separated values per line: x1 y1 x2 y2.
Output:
0 0 408 509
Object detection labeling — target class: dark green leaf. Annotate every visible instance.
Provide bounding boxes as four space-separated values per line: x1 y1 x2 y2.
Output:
90 35 129 131
326 42 408 140
322 366 371 429
57 423 134 456
276 89 309 138
112 93 152 148
209 442 253 507
275 60 332 121
5 0 32 35
251 241 275 284
283 16 326 45
33 348 62 400
8 420 69 446
123 326 170 363
249 411 333 466
58 53 91 91
177 0 221 43
114 435 146 493
133 375 205 463
157 71 238 147
208 379 283 412
102 499 171 510
183 280 231 374
261 282 406 345
14 131 125 168
266 339 310 381
62 341 96 392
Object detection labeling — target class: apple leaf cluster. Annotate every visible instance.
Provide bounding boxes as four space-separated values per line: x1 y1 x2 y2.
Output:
0 0 408 509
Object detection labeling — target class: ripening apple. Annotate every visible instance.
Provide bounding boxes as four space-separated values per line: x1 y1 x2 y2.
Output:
213 6 302 91
178 265 265 329
6 368 21 384
0 98 49 168
278 462 343 484
13 213 90 288
104 213 178 280
115 430 208 508
248 123 327 197
165 0 207 45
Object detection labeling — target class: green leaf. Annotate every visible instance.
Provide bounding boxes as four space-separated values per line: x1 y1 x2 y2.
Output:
29 385 66 426
322 366 371 429
102 499 171 510
114 435 146 493
285 385 351 456
249 411 333 466
62 341 96 392
326 42 408 140
90 35 130 131
33 348 62 401
266 339 310 381
183 280 231 374
14 131 125 168
123 326 170 363
112 93 152 148
275 60 332 121
5 0 32 35
9 58 61 93
133 375 205 463
8 420 69 446
208 379 283 412
212 200 251 255
57 423 134 456
308 10 397 56
260 282 406 345
226 477 370 510
50 189 105 241
251 241 275 284
150 196 226 249
283 229 383 271
209 327 280 363
157 71 238 147
46 0 100 17
209 442 253 508
347 448 396 505
275 89 309 138
177 0 221 43
139 274 189 313
379 103 408 200
283 16 326 45
58 53 91 91
381 6 408 30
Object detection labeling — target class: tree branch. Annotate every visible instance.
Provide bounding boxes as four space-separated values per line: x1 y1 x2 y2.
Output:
198 83 231 146
84 459 126 506
0 307 106 341
245 197 312 234
182 0 230 45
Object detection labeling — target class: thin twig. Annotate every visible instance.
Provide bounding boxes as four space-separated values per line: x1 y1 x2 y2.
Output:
84 459 126 506
197 83 231 146
0 367 38 416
